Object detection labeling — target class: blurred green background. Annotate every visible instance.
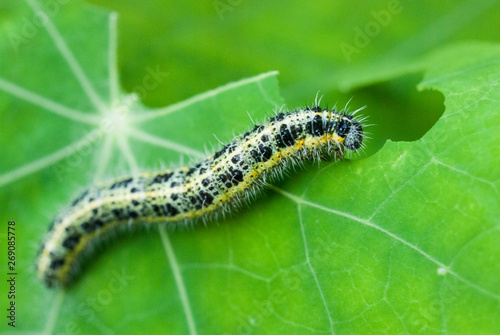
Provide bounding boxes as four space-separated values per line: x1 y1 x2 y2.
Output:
83 0 498 101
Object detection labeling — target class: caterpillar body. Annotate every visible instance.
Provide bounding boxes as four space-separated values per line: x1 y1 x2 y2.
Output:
36 104 366 287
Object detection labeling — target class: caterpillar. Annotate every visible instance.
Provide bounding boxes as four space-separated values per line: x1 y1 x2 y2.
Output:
36 103 367 287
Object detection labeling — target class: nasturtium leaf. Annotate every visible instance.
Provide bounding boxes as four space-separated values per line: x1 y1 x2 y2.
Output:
0 1 498 335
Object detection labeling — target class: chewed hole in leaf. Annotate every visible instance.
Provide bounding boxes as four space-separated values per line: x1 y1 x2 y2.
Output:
345 73 445 157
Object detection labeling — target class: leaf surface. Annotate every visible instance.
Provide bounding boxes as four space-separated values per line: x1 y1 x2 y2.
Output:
0 1 499 334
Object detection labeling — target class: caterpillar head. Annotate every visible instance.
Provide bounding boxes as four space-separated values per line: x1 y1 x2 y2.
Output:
336 117 364 151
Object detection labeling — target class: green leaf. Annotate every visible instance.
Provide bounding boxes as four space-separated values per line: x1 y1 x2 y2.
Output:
1 1 499 335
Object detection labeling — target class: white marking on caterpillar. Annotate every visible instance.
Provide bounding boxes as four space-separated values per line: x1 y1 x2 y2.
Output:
36 103 368 287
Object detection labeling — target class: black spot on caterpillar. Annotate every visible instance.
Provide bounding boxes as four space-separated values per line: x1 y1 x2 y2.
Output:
36 103 367 287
